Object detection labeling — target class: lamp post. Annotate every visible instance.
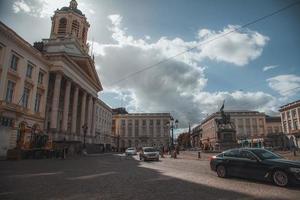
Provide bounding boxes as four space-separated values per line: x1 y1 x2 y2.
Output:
166 117 179 150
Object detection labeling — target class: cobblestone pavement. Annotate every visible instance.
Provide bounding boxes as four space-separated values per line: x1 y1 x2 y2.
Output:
0 153 299 200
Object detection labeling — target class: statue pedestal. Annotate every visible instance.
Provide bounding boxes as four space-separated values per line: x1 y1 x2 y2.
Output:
216 128 238 151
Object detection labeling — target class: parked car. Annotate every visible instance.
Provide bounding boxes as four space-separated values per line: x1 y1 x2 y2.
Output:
210 148 300 187
125 147 137 156
139 147 159 161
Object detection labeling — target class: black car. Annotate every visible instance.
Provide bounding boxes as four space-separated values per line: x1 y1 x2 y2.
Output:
210 148 300 187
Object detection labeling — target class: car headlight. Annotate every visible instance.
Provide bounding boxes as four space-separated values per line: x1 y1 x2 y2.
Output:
290 167 300 173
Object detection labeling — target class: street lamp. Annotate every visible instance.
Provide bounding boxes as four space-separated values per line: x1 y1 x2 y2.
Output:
166 117 179 149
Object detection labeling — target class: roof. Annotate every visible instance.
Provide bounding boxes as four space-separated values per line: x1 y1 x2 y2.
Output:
265 116 281 123
279 99 300 111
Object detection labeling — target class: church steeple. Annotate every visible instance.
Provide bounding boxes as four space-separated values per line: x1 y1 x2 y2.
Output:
49 0 90 53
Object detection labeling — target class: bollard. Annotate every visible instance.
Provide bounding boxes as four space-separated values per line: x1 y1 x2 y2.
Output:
174 150 177 159
198 151 201 159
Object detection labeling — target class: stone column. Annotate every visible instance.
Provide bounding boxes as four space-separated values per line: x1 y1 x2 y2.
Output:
50 73 62 130
80 91 87 135
87 95 93 136
71 86 79 134
91 98 96 137
285 111 289 133
61 80 71 132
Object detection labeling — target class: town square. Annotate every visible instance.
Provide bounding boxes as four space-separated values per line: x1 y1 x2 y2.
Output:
0 0 300 199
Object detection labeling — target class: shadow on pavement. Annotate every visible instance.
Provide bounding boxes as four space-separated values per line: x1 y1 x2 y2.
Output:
0 155 296 200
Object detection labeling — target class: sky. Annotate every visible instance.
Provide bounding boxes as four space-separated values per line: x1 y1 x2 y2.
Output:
1 0 300 133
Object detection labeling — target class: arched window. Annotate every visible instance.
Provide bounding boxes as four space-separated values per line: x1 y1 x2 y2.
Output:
71 20 80 37
58 18 67 35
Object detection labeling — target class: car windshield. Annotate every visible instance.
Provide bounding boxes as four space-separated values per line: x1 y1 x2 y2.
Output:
127 148 135 150
143 148 156 152
251 149 282 160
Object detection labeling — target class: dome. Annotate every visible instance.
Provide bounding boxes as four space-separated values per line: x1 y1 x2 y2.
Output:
58 0 84 16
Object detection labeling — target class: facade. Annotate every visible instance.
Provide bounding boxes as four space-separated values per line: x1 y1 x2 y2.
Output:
195 110 268 150
0 0 104 157
191 124 201 148
112 108 171 150
94 99 113 151
279 100 300 148
0 22 50 157
265 116 282 135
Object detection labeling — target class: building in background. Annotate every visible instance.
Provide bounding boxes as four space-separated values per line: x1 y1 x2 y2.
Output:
112 108 171 151
194 110 268 150
191 124 201 148
0 22 50 158
95 99 112 152
264 115 287 149
279 100 300 148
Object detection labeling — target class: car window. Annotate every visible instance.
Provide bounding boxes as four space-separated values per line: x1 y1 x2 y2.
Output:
224 149 240 158
240 150 256 160
251 149 282 160
216 153 223 158
143 148 156 152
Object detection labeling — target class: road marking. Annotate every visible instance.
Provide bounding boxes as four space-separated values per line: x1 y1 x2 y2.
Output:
8 171 63 178
67 172 117 180
0 192 14 196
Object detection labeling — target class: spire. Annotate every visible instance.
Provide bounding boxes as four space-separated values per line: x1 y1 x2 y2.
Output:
69 0 78 9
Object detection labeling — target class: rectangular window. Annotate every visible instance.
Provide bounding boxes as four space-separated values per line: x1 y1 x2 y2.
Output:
38 71 44 84
26 63 34 78
34 93 42 112
150 119 153 126
121 119 125 126
10 54 19 71
142 120 146 126
5 80 15 103
22 87 30 108
156 119 161 126
294 120 298 130
292 109 297 118
0 46 3 61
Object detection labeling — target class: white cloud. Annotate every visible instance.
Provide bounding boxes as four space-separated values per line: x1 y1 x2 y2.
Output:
263 65 278 72
267 74 300 96
94 15 276 127
197 25 269 66
12 0 95 18
13 0 31 13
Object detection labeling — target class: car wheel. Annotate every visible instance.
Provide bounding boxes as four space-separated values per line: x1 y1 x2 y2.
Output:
156 158 159 161
273 170 289 187
216 165 227 178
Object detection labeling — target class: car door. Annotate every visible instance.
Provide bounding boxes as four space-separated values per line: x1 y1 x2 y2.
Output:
239 150 269 180
223 149 244 177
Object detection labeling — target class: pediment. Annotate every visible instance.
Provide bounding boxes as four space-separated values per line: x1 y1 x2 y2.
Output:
67 55 102 90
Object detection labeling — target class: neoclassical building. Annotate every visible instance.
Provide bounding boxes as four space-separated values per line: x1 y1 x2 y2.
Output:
42 0 102 147
0 0 103 157
0 22 50 157
279 100 300 148
94 99 113 151
112 108 171 150
193 110 268 150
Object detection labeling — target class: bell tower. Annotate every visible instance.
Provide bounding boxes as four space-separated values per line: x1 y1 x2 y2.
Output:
49 0 90 53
